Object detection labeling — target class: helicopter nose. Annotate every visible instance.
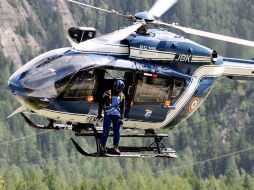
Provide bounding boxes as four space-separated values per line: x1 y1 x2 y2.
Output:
8 72 51 110
8 72 23 96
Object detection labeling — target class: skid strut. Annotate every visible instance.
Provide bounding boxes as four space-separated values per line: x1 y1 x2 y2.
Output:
20 113 177 158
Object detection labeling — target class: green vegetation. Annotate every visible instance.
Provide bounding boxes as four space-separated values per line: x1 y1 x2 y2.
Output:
2 169 254 190
1 0 254 189
25 0 67 49
16 22 28 38
20 45 33 65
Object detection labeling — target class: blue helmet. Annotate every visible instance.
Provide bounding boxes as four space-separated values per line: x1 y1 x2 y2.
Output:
114 80 125 92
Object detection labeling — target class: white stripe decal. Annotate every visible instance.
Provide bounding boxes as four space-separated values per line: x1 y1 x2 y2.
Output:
194 55 212 58
75 40 129 55
77 51 129 55
35 109 89 123
129 56 174 60
191 60 211 63
130 47 211 62
34 109 165 129
130 47 176 55
130 48 175 60
191 58 211 62
223 62 254 77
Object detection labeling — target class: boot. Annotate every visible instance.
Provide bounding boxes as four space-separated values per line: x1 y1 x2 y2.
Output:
111 146 121 155
99 145 107 156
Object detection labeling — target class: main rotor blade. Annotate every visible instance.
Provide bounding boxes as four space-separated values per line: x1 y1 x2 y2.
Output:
67 0 130 19
73 23 143 50
161 22 254 48
148 0 178 18
98 23 143 42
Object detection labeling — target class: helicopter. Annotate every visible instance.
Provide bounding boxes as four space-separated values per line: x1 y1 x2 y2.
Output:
7 0 254 158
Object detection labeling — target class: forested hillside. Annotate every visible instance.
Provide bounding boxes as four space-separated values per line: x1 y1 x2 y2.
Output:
1 0 254 189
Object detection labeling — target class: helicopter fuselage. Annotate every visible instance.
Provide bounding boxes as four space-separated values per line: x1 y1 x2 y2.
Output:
8 28 254 129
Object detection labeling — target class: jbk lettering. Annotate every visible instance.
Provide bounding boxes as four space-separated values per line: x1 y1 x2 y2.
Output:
174 54 192 62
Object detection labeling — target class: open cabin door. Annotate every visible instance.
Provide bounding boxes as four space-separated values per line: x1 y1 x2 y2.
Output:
88 68 135 116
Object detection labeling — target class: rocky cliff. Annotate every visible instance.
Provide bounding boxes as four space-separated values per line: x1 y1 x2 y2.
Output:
0 0 76 66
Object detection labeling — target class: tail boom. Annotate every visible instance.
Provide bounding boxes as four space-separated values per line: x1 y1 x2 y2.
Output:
222 57 254 81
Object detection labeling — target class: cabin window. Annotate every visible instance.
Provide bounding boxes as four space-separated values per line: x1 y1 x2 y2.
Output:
104 69 126 80
63 70 95 99
134 74 184 103
170 78 184 98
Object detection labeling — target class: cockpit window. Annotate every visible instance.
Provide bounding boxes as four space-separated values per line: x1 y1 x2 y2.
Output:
63 70 95 99
14 50 113 98
55 74 73 94
21 55 77 98
11 48 71 82
135 75 170 103
23 56 74 89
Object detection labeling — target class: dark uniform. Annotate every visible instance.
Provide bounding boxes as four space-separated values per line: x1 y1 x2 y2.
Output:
98 80 126 155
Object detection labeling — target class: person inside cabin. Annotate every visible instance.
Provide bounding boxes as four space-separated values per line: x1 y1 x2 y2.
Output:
97 80 126 155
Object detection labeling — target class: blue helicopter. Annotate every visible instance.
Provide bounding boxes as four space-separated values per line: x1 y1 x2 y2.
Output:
7 0 254 158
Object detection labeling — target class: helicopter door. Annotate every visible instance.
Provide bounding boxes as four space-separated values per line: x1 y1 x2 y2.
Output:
128 73 174 122
88 68 135 117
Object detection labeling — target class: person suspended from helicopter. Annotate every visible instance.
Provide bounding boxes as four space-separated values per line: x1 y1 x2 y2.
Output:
97 79 126 155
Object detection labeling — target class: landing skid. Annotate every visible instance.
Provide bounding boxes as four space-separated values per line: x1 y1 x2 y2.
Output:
20 113 177 158
71 138 176 158
72 124 177 158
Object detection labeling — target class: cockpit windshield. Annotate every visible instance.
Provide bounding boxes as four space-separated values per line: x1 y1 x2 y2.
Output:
15 49 115 98
11 48 71 80
22 55 76 97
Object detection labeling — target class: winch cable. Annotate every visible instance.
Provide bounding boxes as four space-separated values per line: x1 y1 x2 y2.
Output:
0 130 51 147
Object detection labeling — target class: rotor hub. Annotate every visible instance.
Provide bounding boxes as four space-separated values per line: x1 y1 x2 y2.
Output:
135 11 155 22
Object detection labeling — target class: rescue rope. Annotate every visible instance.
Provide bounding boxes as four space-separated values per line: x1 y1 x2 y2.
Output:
0 130 51 147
